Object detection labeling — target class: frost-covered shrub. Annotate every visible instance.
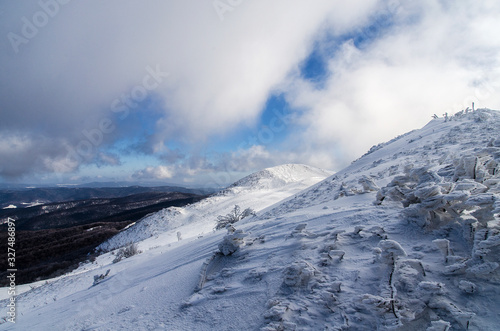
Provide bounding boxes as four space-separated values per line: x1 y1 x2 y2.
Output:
328 250 345 261
218 226 246 256
458 280 477 294
319 230 344 263
454 179 488 193
427 297 475 329
410 168 443 185
433 239 453 263
472 232 500 260
417 281 445 304
262 300 298 330
466 261 499 277
454 156 479 180
377 240 407 265
453 152 500 184
375 167 442 206
113 243 141 263
215 205 255 230
195 255 216 291
367 226 388 239
353 226 364 236
461 218 500 279
460 215 478 243
282 260 317 289
474 110 492 122
360 294 393 313
358 175 379 193
373 240 407 320
289 223 308 237
376 161 499 234
336 182 355 198
426 320 451 331
93 269 110 286
394 259 426 292
375 185 405 205
464 193 498 224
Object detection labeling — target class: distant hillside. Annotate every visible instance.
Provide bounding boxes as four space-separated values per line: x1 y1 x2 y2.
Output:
0 192 205 231
0 185 213 209
0 191 207 286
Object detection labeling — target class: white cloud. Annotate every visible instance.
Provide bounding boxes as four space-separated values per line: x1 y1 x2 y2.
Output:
0 0 382 179
282 0 500 171
227 145 273 172
132 165 174 180
96 153 121 167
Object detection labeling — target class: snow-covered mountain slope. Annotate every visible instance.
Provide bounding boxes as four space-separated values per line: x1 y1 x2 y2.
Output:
98 163 332 252
1 109 499 330
229 164 332 190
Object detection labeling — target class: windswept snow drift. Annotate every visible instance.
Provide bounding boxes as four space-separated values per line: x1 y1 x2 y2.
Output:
1 109 500 330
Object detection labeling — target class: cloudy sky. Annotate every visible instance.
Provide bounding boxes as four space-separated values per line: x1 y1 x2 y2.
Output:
1 0 499 188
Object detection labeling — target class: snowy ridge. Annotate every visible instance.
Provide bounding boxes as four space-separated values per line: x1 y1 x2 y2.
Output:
1 109 499 330
260 109 500 220
97 164 331 252
228 164 332 190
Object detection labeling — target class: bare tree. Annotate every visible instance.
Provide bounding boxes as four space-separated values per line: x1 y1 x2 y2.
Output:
215 205 256 230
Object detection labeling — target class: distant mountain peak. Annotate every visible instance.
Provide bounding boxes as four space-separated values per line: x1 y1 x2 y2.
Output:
228 164 332 191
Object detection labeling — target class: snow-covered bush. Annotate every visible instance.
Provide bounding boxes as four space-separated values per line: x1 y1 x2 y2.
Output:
360 294 393 314
376 159 499 233
194 255 216 291
458 280 477 294
457 225 500 279
467 261 499 278
454 156 480 181
358 175 379 193
427 297 475 329
367 226 387 239
353 226 364 236
328 250 346 261
433 239 453 263
426 320 451 331
377 240 407 265
319 229 344 265
215 205 255 230
321 249 346 266
472 231 500 261
113 243 141 263
289 223 307 238
464 193 498 224
288 223 320 240
93 269 110 286
372 240 407 320
218 225 247 256
394 259 426 292
336 182 355 198
263 300 297 330
417 281 445 303
282 260 317 289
